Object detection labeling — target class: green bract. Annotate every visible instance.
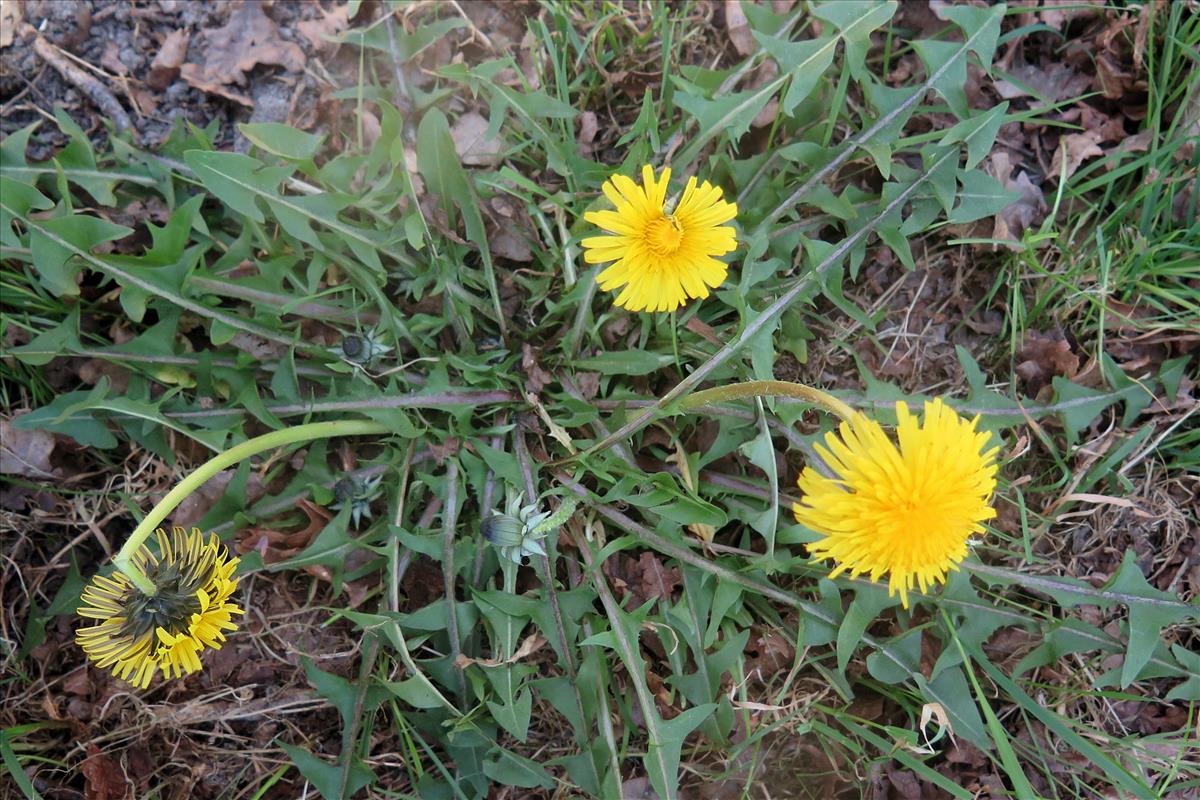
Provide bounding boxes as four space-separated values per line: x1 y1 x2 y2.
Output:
481 492 551 565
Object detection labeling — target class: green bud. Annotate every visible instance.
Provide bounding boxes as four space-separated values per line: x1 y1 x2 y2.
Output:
481 513 525 548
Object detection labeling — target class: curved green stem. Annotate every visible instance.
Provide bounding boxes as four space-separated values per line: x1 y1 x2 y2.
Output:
676 380 857 422
113 420 389 595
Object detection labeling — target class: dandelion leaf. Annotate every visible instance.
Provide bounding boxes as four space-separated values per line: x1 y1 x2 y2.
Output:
811 1 898 80
1104 551 1197 687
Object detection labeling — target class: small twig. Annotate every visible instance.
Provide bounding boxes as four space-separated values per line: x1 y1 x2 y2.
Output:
448 0 494 51
32 35 133 134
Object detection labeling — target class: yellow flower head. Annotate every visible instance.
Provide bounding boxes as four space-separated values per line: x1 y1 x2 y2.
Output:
793 399 999 607
76 527 242 688
582 164 737 313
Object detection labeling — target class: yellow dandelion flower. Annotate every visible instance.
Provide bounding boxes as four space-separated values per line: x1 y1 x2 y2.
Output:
582 164 738 313
793 398 999 607
76 527 242 688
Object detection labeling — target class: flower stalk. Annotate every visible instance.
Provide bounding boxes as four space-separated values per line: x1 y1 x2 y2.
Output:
676 380 857 422
113 420 389 595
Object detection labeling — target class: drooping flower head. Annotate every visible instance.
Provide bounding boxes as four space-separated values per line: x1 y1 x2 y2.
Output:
793 398 999 607
76 527 242 687
582 165 737 313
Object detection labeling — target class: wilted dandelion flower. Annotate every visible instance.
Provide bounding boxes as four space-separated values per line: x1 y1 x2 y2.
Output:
332 328 392 366
331 473 383 528
582 164 737 313
76 527 242 687
481 491 551 565
793 398 999 607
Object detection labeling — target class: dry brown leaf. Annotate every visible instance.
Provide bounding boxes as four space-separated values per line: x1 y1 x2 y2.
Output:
684 316 722 347
1049 129 1105 182
297 3 349 51
228 332 284 362
179 0 304 103
604 551 682 608
100 41 128 76
489 226 533 262
1040 0 1103 30
0 419 56 478
63 670 93 697
989 151 1046 248
450 111 503 166
173 468 266 529
745 58 780 128
0 0 23 49
753 97 780 129
745 627 795 680
82 744 126 800
1060 104 1127 142
621 778 656 800
993 169 1045 245
455 633 547 667
724 0 755 56
404 146 424 195
577 110 599 154
521 343 553 393
78 359 132 394
633 553 682 604
359 109 382 150
1017 331 1078 395
1095 51 1133 99
995 61 1091 102
148 29 189 90
238 498 332 561
576 371 600 399
885 764 924 800
1114 129 1154 157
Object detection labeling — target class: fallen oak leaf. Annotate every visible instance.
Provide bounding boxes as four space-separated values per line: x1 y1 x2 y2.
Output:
0 419 57 478
450 110 503 166
995 61 1091 103
1039 0 1103 30
100 41 128 76
454 633 547 667
297 3 349 51
1095 51 1134 99
0 0 22 49
577 110 599 153
237 499 332 562
724 0 755 56
489 226 533 262
1049 129 1105 182
1016 330 1078 396
180 0 304 104
82 744 125 800
147 29 189 91
988 151 1046 249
